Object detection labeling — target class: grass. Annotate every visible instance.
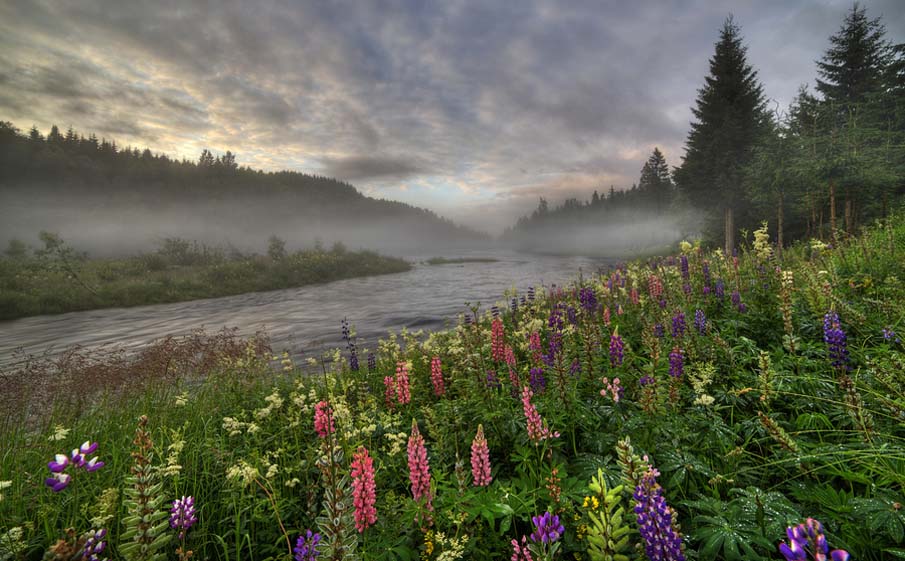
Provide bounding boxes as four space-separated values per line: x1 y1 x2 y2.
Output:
0 238 411 320
1 217 904 560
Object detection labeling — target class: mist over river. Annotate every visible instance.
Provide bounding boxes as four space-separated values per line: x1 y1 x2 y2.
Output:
0 250 616 368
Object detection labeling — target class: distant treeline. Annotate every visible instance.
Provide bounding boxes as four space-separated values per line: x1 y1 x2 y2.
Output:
0 121 488 248
507 5 905 253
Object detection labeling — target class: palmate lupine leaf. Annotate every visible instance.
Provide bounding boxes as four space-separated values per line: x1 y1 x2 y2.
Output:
852 496 905 543
684 496 774 561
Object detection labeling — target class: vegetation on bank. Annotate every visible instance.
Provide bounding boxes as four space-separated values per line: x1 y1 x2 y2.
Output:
424 257 499 266
2 214 903 560
0 234 411 320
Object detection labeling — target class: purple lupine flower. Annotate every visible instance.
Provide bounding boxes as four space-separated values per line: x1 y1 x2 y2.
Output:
778 518 849 561
679 255 689 280
45 441 103 491
527 286 535 302
882 327 901 344
668 348 684 378
570 359 581 376
823 312 850 370
80 528 107 561
341 318 359 371
44 472 72 492
294 529 321 561
566 305 578 326
520 295 527 306
682 283 692 296
659 299 668 309
367 352 376 372
639 375 654 386
530 511 565 544
579 287 598 314
730 290 746 313
694 310 706 335
511 297 519 314
654 323 665 338
491 305 500 318
609 330 624 367
671 312 686 338
714 279 725 299
486 370 501 389
529 367 547 392
702 261 711 287
170 496 198 540
633 467 685 561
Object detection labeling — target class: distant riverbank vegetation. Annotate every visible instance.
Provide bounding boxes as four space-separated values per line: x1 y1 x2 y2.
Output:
0 233 410 320
424 257 499 265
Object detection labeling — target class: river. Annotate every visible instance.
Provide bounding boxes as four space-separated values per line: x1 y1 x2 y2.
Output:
0 250 616 368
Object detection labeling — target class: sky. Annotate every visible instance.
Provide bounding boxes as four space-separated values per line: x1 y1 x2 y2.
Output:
1 0 903 233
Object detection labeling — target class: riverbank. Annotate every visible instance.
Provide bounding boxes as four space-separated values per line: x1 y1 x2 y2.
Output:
0 240 411 320
1 217 902 559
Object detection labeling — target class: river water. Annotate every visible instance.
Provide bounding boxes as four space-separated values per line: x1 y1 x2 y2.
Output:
0 250 615 367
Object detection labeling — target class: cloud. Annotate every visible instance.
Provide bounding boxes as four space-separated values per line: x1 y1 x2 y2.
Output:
319 155 427 181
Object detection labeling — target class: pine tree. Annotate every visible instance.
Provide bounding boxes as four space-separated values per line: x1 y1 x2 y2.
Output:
638 148 673 214
674 16 766 252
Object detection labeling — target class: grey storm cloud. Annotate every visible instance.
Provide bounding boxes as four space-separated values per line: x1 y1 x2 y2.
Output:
0 0 903 230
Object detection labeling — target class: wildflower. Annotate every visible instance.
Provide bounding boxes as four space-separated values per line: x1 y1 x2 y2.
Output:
603 306 611 326
367 352 376 372
471 424 492 487
527 286 535 301
671 312 686 338
395 361 412 404
633 467 685 561
491 318 506 362
491 305 500 318
702 261 711 288
430 356 445 396
407 420 433 510
654 323 665 338
882 327 901 344
601 377 624 402
823 311 850 369
530 511 565 544
528 331 543 364
714 279 725 299
579 287 598 314
694 309 706 335
80 528 108 561
169 496 197 540
511 297 519 314
609 329 624 367
649 275 664 300
341 318 359 371
351 446 377 532
668 347 684 378
529 367 546 392
511 536 535 561
294 529 321 561
731 290 746 313
778 518 849 561
174 392 189 407
0 480 11 502
48 425 70 442
45 441 104 492
313 401 335 438
630 288 640 306
486 369 501 389
383 375 396 407
679 255 689 280
521 386 559 443
570 359 581 376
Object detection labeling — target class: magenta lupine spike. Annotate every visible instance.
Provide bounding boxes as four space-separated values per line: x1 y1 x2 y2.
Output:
633 466 685 561
351 446 377 532
491 318 506 362
169 496 198 540
521 386 559 442
603 306 611 326
407 420 433 511
395 361 411 404
630 288 640 305
313 401 335 438
778 518 849 561
649 274 663 300
528 331 543 364
383 375 396 408
430 356 445 396
471 424 492 487
511 536 535 561
609 329 624 367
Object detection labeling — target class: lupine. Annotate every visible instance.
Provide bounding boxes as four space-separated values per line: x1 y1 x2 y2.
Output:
654 323 665 338
45 440 104 492
823 311 850 369
702 260 711 288
350 446 377 532
511 536 535 561
671 312 686 338
633 467 685 561
80 528 107 561
601 376 624 402
679 255 689 279
430 356 445 396
521 386 559 442
511 297 519 314
313 401 335 438
407 420 433 510
603 306 611 326
630 287 640 306
341 318 359 371
693 309 706 335
668 347 684 378
529 331 543 364
169 496 197 540
530 511 565 544
609 329 624 368
778 518 849 561
486 370 501 389
470 424 492 486
383 375 396 408
529 367 546 392
579 286 598 314
491 305 500 318
367 352 376 372
527 286 535 301
714 279 725 299
395 361 411 404
882 327 901 343
491 317 506 362
731 290 746 313
294 529 321 561
649 275 663 300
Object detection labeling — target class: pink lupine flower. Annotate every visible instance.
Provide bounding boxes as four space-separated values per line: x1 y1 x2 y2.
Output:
351 446 377 532
430 356 445 396
511 536 535 561
407 420 433 510
603 306 611 326
601 376 624 402
521 386 559 443
470 424 492 487
630 287 640 305
649 274 663 300
313 401 335 438
528 331 543 365
395 361 411 405
383 375 396 408
491 318 506 362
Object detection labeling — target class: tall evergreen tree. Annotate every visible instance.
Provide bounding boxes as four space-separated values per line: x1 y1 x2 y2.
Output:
637 147 673 214
674 16 766 252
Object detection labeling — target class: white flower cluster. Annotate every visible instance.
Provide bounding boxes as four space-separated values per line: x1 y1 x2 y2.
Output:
226 460 261 487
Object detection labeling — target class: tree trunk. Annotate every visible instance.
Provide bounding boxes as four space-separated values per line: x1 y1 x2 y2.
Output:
777 191 784 260
829 180 837 244
845 198 853 235
724 207 734 255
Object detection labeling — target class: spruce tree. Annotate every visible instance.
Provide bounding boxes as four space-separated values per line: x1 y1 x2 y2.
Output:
638 147 673 214
674 16 766 252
